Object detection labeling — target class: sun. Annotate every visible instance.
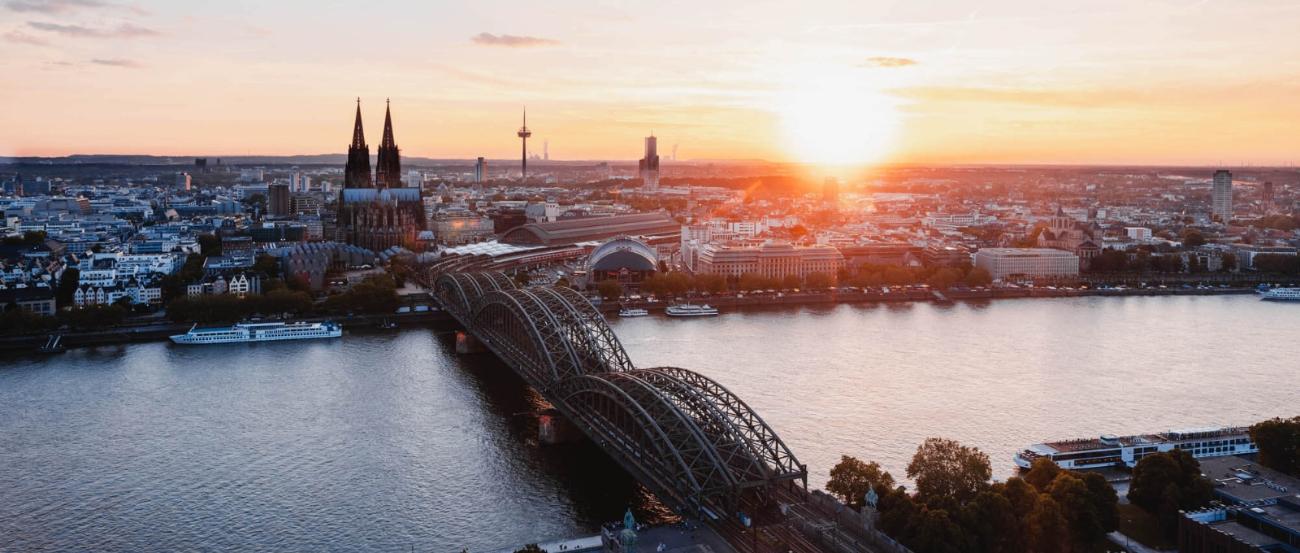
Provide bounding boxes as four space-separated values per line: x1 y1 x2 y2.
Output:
776 67 902 166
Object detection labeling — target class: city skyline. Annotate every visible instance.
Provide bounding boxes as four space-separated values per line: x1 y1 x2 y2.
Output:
4 0 1300 165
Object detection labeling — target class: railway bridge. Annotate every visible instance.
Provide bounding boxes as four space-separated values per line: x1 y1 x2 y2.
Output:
433 271 808 521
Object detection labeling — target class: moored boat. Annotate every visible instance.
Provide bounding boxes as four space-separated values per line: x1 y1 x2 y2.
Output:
1014 426 1257 470
170 321 343 345
665 304 719 317
618 307 649 318
1261 287 1300 302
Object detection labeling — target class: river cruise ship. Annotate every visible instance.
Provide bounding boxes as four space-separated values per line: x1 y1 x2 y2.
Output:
1261 288 1300 301
618 307 649 318
666 304 719 317
170 321 343 345
1014 426 1257 470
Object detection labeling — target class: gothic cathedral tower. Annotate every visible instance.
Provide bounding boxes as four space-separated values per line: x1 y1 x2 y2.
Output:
344 98 372 188
374 99 401 189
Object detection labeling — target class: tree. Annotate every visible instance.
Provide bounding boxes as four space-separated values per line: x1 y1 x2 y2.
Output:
1023 458 1062 491
595 279 623 300
1027 495 1070 553
959 490 1025 553
55 267 80 308
906 438 992 509
1181 229 1207 248
781 274 802 290
1250 416 1300 476
197 233 222 256
926 268 962 290
964 267 992 287
1128 450 1213 538
1048 472 1110 547
826 455 896 509
805 272 834 290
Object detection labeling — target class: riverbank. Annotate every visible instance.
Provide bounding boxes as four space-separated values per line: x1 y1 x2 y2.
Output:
0 310 457 353
0 285 1269 353
604 284 1261 313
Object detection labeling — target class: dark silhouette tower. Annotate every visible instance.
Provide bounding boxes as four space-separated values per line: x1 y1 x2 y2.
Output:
375 99 401 190
344 98 372 188
517 107 532 180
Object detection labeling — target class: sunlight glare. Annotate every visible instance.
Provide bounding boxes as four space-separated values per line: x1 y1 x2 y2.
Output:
777 66 901 166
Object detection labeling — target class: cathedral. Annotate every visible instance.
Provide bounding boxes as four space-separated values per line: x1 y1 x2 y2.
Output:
336 99 426 252
1038 206 1102 268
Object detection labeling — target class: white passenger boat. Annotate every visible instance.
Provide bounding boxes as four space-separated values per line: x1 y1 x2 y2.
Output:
1261 288 1300 302
618 308 649 318
665 304 719 317
170 321 343 345
1014 426 1257 470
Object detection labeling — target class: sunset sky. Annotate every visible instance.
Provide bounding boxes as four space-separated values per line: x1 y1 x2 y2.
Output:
3 0 1299 165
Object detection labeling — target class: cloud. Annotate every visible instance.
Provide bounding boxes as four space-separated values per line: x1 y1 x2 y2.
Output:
4 0 104 12
28 20 158 38
863 56 918 68
3 29 51 45
470 32 559 48
90 57 140 67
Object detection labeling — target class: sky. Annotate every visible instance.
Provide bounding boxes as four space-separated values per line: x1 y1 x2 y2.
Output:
2 0 1299 166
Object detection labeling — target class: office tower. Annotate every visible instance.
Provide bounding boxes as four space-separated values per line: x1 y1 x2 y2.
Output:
269 183 291 217
639 135 660 191
344 98 371 188
475 157 488 184
176 172 191 191
1262 181 1275 212
517 108 531 180
1212 170 1233 222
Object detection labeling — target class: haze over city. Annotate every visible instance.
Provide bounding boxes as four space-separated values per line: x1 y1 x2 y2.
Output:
4 0 1300 165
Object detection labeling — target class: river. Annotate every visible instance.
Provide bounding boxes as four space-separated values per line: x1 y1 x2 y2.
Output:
1 295 1296 551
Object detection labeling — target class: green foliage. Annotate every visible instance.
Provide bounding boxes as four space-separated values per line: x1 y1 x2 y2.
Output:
1252 254 1300 275
964 267 992 287
805 272 834 290
1250 416 1300 476
0 308 59 336
869 447 1117 553
1 230 48 247
907 437 993 510
595 279 623 300
197 233 222 256
826 455 895 509
55 267 80 308
60 304 128 330
1127 450 1214 539
168 289 314 323
1181 229 1207 248
323 275 399 314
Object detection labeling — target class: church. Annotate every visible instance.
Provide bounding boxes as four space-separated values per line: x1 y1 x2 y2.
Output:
335 100 426 252
1037 206 1102 268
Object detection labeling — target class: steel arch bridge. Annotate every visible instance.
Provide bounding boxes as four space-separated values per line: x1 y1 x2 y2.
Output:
433 271 806 517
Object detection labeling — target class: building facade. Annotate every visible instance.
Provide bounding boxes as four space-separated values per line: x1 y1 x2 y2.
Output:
974 248 1080 280
695 242 844 281
1212 169 1233 222
336 100 426 251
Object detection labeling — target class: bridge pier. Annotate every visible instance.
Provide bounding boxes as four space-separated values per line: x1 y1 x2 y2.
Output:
454 331 485 354
538 409 584 445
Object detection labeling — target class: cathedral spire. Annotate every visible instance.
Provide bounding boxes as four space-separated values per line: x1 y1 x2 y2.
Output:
351 97 367 150
375 98 401 189
380 98 396 149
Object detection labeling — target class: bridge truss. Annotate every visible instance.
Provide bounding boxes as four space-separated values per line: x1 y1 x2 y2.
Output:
433 271 807 518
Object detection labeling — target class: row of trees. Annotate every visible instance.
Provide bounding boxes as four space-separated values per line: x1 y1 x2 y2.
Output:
1088 248 1236 274
828 438 1118 553
166 289 314 323
840 264 992 290
0 303 129 335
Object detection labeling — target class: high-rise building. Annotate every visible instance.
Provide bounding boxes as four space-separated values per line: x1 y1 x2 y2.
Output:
375 100 401 189
474 157 488 184
1212 170 1233 222
639 135 660 191
1262 181 1276 213
176 172 191 191
268 183 291 217
290 171 312 193
344 98 371 188
517 108 532 180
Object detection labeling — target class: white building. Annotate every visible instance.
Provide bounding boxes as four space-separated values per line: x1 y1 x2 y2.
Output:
695 242 844 280
1125 227 1153 240
973 248 1080 280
